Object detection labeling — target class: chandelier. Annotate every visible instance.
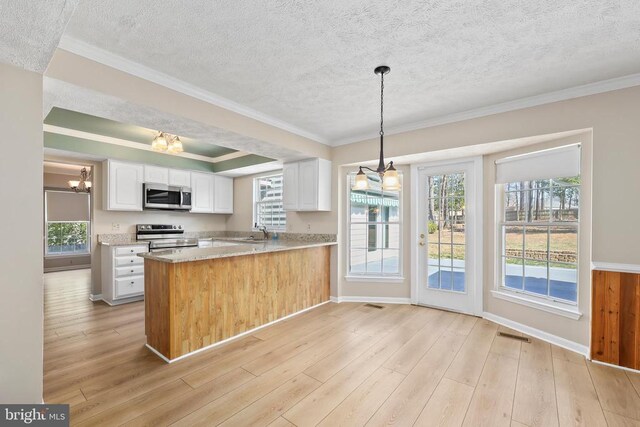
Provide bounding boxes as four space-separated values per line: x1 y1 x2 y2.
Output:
68 167 92 193
151 132 184 154
353 66 400 191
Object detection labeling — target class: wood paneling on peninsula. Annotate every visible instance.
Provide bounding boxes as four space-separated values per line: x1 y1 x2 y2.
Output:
145 246 330 360
592 269 640 369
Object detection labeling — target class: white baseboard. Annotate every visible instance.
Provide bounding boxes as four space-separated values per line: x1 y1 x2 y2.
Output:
483 311 589 357
148 300 331 363
591 359 640 374
89 293 103 302
330 296 412 304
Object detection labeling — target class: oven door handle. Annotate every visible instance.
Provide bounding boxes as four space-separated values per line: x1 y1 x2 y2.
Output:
179 190 183 207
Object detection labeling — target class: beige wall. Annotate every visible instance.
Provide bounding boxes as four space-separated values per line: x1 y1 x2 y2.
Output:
0 63 43 402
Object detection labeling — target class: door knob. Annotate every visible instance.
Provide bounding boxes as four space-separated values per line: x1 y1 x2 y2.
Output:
419 241 425 246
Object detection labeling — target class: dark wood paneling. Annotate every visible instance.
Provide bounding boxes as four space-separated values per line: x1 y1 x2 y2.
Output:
145 247 331 360
591 269 640 369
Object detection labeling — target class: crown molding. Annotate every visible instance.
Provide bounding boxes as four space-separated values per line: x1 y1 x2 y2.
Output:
56 35 329 145
43 124 248 164
332 72 640 146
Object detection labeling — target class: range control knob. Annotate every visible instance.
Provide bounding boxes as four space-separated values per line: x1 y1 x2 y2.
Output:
178 225 182 229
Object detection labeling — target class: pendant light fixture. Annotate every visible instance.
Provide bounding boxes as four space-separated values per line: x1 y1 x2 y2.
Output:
151 132 184 154
353 65 400 192
68 167 92 193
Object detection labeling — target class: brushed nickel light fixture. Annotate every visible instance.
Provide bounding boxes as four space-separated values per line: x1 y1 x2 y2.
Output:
151 132 184 154
68 167 92 193
353 65 400 191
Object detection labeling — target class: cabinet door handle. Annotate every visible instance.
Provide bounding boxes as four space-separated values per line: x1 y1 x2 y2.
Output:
130 249 134 253
131 270 134 273
130 281 134 285
131 260 134 263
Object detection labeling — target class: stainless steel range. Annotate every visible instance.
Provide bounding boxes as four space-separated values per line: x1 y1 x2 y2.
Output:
136 224 198 252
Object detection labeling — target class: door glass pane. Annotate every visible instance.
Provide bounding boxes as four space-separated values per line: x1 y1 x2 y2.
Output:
425 171 466 293
349 224 367 249
365 248 382 273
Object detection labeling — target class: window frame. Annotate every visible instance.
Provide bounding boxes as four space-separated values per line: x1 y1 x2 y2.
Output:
252 173 286 231
45 220 91 257
346 172 403 280
495 179 582 318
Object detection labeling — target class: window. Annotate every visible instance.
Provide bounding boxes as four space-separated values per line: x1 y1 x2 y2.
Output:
46 222 90 255
44 190 91 256
500 177 580 304
253 174 286 230
348 172 401 277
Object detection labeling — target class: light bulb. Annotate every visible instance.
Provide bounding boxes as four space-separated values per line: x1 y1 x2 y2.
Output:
151 133 168 151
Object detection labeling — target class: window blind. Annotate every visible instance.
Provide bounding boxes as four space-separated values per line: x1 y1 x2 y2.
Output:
495 144 581 184
45 191 90 222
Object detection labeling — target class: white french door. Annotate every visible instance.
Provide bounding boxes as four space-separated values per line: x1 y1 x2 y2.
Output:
412 158 482 315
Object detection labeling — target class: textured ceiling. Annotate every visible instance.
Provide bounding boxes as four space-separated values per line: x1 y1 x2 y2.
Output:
0 0 78 72
63 0 640 142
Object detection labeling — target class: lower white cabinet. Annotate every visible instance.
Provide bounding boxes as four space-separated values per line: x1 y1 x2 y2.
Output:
101 244 148 305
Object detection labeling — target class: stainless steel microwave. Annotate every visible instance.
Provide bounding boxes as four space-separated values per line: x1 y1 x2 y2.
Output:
143 184 192 211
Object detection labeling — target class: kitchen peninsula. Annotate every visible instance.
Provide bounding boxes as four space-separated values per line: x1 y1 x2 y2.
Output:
139 237 335 362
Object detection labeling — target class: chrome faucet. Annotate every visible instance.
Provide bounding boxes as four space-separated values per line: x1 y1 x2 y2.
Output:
255 224 268 240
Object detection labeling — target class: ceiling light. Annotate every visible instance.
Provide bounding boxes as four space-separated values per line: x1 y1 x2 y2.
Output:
68 167 92 193
151 133 168 152
152 132 185 154
167 136 183 154
352 66 401 192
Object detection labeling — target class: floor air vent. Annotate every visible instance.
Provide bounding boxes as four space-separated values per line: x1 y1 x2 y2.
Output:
364 303 384 309
498 331 531 343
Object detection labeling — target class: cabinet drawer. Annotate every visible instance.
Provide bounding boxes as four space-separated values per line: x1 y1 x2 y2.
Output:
115 255 144 267
115 276 144 298
115 246 148 256
115 265 144 278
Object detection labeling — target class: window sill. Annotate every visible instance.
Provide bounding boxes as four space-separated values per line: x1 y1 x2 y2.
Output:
345 275 405 284
491 289 582 320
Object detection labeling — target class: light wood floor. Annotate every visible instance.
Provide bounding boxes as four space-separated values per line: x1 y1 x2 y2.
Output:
44 269 640 427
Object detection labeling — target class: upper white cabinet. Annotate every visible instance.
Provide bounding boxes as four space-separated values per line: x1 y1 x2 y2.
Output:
169 169 191 187
103 160 232 214
283 162 299 211
144 165 169 185
104 160 143 211
191 172 234 214
190 171 215 213
213 175 234 214
283 158 331 211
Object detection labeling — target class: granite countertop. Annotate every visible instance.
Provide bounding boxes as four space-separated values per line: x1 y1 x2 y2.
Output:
138 240 336 263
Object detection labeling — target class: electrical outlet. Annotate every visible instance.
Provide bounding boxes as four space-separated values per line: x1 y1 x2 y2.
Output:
112 223 121 232
307 223 311 231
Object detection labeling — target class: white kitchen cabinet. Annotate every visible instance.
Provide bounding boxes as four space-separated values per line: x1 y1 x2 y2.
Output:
103 160 144 211
283 158 331 211
101 244 148 305
144 165 169 185
283 162 299 211
169 169 191 187
213 175 234 214
190 171 215 213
